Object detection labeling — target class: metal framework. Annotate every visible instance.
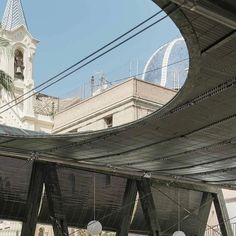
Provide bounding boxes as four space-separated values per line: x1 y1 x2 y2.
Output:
0 0 235 235
17 161 234 236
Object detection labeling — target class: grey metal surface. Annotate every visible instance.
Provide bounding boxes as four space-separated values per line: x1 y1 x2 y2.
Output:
0 155 205 234
0 0 235 234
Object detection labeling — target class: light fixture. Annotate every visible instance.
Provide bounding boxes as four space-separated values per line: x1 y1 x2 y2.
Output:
143 172 152 178
173 190 185 236
173 231 186 236
87 174 102 236
87 220 102 236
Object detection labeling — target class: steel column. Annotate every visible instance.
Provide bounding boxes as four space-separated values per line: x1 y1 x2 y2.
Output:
136 179 161 236
212 190 233 236
44 163 69 236
117 179 137 236
197 192 213 236
21 162 44 236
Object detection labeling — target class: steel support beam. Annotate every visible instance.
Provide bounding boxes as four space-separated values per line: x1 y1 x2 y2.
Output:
1 147 233 193
116 179 137 236
212 190 233 236
170 0 236 29
151 179 219 194
136 179 161 236
21 162 44 236
44 163 69 236
202 31 236 55
197 192 213 236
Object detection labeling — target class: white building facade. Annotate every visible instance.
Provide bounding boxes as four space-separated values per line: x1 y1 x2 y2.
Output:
53 78 177 134
0 0 53 132
0 1 235 236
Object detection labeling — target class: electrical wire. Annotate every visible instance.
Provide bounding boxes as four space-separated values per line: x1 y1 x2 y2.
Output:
1 3 235 233
0 9 180 115
0 3 235 236
153 186 222 235
2 2 233 118
68 191 153 236
67 183 236 236
32 56 189 119
0 144 234 235
64 58 189 98
0 3 172 114
164 208 236 236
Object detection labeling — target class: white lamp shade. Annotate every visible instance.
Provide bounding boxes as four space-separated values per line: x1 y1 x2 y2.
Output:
87 220 102 235
173 231 186 236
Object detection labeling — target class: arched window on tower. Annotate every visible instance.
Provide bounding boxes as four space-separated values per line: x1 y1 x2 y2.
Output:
14 49 24 80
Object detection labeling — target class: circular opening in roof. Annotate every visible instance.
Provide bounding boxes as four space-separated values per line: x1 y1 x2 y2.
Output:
52 1 190 133
0 0 189 133
49 1 189 132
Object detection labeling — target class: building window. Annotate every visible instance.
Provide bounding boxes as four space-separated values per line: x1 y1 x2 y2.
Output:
104 115 113 128
14 49 24 79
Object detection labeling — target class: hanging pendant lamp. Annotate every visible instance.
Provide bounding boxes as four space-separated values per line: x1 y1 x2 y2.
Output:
173 190 185 236
173 231 186 236
87 174 102 236
87 220 102 236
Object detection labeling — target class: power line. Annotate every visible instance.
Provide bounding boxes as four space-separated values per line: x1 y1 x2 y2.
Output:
0 3 172 114
0 12 175 114
4 49 232 130
154 187 221 235
86 58 189 89
67 181 236 236
68 190 153 236
1 3 234 233
10 42 188 118
1 7 178 115
56 57 189 113
0 5 181 115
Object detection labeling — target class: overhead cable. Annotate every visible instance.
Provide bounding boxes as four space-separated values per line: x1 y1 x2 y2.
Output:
0 3 172 114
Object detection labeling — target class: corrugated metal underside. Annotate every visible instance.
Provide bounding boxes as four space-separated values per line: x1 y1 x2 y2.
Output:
0 156 203 235
0 0 235 234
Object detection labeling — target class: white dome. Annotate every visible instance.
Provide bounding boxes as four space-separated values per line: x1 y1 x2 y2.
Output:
142 37 189 90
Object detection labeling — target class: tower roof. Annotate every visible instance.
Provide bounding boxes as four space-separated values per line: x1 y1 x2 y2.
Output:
1 0 28 31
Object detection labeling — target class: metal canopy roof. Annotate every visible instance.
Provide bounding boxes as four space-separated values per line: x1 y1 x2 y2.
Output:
0 0 235 234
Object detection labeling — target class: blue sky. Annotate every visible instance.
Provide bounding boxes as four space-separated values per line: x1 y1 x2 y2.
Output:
0 0 181 97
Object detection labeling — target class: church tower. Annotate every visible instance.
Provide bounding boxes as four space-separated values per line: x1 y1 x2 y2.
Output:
0 0 39 129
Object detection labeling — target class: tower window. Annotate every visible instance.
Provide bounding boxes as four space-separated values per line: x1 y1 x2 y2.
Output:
104 115 113 128
14 49 24 80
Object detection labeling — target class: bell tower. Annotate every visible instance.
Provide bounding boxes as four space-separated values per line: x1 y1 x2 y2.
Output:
0 0 39 129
